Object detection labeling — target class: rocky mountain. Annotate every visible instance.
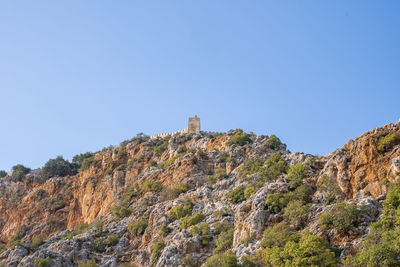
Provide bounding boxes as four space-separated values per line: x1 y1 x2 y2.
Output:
0 122 400 267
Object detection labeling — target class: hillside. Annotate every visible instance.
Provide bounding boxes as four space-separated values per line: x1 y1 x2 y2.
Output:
1 123 400 267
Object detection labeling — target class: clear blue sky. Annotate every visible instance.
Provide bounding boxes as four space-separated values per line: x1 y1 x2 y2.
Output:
0 1 399 171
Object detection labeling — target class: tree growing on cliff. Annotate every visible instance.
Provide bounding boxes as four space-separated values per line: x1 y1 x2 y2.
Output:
11 164 31 181
40 156 77 179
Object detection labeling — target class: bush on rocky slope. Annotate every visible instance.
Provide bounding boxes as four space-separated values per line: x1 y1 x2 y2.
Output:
286 163 308 189
128 218 148 236
265 134 282 150
319 202 364 233
40 156 77 179
255 232 337 266
283 200 310 230
34 257 52 267
181 213 206 229
344 183 400 266
168 200 193 220
191 223 213 246
11 164 30 181
377 133 400 152
205 250 240 267
227 129 252 146
227 186 246 203
239 153 288 182
112 204 132 220
0 170 7 178
151 241 166 261
72 152 96 171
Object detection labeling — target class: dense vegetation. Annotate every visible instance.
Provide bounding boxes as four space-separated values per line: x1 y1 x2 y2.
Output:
343 183 400 266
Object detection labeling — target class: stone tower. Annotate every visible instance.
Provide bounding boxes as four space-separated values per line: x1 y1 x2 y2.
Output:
188 115 200 134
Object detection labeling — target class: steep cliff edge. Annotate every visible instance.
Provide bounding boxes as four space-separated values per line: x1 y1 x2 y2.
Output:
0 123 399 267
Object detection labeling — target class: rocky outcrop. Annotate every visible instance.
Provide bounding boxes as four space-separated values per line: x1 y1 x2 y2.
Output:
0 123 399 266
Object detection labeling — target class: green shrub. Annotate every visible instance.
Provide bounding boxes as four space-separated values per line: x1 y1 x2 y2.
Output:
128 218 148 236
93 238 106 252
325 192 336 205
227 186 246 203
166 183 189 198
286 163 308 189
283 200 310 229
291 185 312 204
11 164 30 181
212 221 233 235
10 225 27 247
160 153 185 168
344 228 400 266
213 208 233 219
34 258 52 267
319 202 362 233
206 168 228 185
383 183 400 211
214 228 234 253
77 259 97 267
144 179 163 192
47 198 65 212
265 134 282 150
105 235 119 246
30 235 44 249
181 213 206 229
60 223 91 240
151 241 166 260
261 222 298 248
122 187 137 206
259 153 288 181
168 201 193 221
40 156 77 179
0 170 7 178
244 186 255 199
61 231 77 240
378 133 400 152
191 223 212 246
205 250 240 267
264 192 291 213
239 159 264 176
112 204 132 220
160 225 172 237
257 232 337 266
318 212 333 230
227 129 252 146
73 152 96 171
180 254 197 267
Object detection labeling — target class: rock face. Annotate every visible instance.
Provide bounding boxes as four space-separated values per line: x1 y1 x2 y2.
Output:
319 123 400 199
0 123 399 266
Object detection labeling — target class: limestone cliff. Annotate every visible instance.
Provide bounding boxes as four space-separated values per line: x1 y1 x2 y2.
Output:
0 123 399 267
